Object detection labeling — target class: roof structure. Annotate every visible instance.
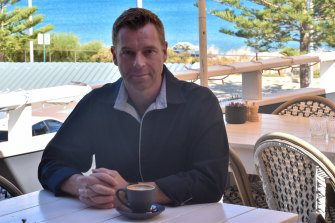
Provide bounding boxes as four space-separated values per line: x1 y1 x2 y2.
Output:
0 62 191 93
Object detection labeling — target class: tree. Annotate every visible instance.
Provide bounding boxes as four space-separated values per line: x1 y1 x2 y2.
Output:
45 33 79 62
30 33 107 62
208 0 335 87
0 0 54 61
77 41 103 62
32 33 105 62
91 47 113 62
172 42 198 51
3 31 108 62
280 47 300 57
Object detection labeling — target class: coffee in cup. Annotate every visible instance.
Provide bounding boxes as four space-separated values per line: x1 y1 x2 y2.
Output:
116 184 155 213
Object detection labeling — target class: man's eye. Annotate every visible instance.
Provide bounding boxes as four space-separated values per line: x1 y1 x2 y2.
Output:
145 49 154 54
122 50 133 55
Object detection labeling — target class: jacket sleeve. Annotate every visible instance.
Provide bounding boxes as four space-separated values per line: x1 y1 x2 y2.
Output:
38 93 97 196
155 87 229 205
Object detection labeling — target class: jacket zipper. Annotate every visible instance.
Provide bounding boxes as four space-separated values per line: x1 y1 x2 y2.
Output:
138 113 146 182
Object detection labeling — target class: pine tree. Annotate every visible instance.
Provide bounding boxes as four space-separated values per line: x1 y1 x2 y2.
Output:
0 0 53 61
209 0 335 87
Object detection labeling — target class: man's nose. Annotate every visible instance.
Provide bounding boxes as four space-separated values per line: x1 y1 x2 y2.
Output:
133 53 145 68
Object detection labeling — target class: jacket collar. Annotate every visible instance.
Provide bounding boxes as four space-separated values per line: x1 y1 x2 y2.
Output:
112 65 186 121
112 65 186 103
114 72 167 121
164 65 186 104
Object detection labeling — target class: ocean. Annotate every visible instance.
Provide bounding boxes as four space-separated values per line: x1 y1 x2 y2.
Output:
12 0 249 53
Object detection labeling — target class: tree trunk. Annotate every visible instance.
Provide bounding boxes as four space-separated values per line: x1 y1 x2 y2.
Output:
300 64 310 88
300 23 311 88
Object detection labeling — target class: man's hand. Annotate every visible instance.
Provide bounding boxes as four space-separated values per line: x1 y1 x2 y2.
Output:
61 168 171 208
91 168 128 190
61 169 128 209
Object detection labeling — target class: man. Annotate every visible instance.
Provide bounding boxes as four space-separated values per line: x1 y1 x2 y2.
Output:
38 8 229 209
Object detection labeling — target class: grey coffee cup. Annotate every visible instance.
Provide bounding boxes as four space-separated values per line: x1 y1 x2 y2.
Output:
116 184 155 213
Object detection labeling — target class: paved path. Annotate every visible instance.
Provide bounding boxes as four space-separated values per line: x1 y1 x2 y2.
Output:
206 75 321 102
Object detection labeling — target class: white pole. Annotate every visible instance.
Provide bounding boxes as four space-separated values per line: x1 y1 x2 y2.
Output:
137 0 142 8
28 0 34 62
198 0 208 87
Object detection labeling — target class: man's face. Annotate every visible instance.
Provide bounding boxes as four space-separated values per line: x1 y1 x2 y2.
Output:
111 23 167 93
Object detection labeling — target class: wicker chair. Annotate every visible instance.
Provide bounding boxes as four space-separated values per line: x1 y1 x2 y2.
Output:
0 175 23 201
222 147 267 208
254 132 335 223
272 95 335 117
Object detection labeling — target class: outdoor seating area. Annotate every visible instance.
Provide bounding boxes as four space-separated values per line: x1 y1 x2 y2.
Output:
2 93 335 222
1 58 335 222
224 97 335 222
3 1 335 222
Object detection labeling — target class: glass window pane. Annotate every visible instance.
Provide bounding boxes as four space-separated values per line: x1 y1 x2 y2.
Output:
0 131 8 142
32 121 48 136
45 120 63 133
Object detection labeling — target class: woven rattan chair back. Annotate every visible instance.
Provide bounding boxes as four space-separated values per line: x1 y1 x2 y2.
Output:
0 175 23 201
229 147 256 207
222 148 267 208
272 96 335 117
254 132 335 222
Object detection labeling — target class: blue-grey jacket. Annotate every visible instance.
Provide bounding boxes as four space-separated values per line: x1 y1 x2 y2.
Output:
38 66 229 205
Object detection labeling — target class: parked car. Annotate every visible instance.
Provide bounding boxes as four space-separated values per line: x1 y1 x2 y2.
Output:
0 117 63 142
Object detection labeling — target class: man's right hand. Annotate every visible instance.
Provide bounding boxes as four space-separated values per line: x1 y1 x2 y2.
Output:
61 173 116 209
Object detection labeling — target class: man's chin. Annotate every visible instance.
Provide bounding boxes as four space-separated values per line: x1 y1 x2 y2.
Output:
126 81 150 91
128 75 151 85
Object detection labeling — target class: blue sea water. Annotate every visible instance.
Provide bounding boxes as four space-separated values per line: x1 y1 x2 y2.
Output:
12 0 249 53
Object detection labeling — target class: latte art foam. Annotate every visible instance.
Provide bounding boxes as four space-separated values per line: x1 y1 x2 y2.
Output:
128 184 154 191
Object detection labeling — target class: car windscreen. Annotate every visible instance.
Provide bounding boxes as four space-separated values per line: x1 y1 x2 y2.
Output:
32 121 48 136
44 119 63 133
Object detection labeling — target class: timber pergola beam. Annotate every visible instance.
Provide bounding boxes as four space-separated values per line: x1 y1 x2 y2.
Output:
173 55 320 100
173 55 320 81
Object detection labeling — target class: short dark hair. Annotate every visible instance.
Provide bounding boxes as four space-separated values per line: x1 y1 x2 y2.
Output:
112 8 165 47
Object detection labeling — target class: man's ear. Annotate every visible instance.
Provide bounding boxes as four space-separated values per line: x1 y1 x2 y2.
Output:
163 41 168 62
111 46 118 66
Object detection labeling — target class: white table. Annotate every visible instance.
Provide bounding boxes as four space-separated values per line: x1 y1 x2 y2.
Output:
0 190 297 223
226 113 335 174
